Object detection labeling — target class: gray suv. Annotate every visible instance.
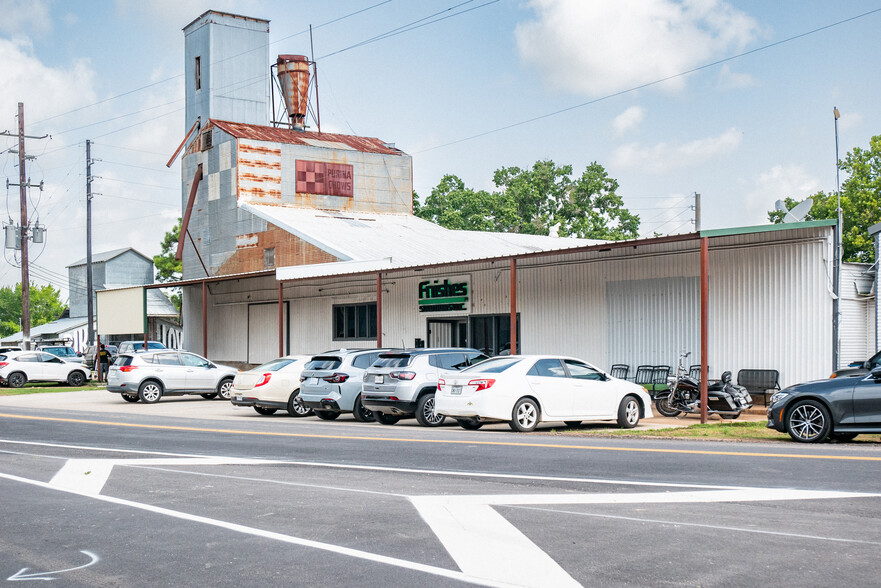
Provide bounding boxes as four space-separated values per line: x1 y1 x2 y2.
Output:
298 349 389 422
361 348 488 426
107 350 237 403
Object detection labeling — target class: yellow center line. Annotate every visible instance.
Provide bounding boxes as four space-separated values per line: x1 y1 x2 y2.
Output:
2 412 881 461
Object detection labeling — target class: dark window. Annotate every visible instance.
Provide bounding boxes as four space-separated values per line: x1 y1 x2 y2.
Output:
17 353 40 363
194 56 201 90
470 314 520 356
465 352 489 366
432 353 467 370
264 247 275 269
254 358 297 372
305 357 343 370
332 303 377 341
181 353 211 368
564 359 604 380
527 359 566 378
153 353 182 366
114 355 134 367
464 357 521 374
352 353 379 369
374 354 412 368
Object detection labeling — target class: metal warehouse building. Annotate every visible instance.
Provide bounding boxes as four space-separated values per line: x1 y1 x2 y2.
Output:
166 11 875 388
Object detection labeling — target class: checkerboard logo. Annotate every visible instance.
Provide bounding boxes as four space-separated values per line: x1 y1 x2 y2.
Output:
296 160 353 197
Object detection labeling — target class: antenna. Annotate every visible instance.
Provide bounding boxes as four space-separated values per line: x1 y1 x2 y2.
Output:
776 198 814 223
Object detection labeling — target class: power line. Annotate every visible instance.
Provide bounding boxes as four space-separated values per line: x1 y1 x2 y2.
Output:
415 6 881 154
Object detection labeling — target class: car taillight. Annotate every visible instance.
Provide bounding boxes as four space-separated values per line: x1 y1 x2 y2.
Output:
390 371 416 380
300 376 307 382
322 373 349 384
437 378 445 391
119 365 138 373
468 378 495 391
256 373 272 387
0 362 7 368
829 373 837 379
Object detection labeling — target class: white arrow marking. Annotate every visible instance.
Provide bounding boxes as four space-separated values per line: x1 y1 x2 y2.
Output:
7 550 99 581
410 487 878 588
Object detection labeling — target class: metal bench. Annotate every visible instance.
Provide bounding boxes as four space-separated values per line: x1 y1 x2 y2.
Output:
610 364 630 380
736 369 780 406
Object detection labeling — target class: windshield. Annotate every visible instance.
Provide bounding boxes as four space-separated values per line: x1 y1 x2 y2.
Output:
373 355 412 368
254 358 299 372
462 357 521 373
305 357 342 370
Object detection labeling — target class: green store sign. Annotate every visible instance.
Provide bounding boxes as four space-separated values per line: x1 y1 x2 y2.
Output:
418 279 469 313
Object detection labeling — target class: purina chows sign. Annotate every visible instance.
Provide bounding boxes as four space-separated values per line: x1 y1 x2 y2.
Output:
418 278 469 313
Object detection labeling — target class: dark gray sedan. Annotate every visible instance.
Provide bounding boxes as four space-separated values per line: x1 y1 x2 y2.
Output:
767 368 881 442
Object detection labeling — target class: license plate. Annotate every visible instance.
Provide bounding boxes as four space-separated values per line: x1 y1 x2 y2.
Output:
374 375 383 384
451 385 462 395
309 377 319 385
236 393 242 402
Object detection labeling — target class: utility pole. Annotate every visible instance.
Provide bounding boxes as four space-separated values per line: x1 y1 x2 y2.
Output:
86 140 95 346
1 103 47 350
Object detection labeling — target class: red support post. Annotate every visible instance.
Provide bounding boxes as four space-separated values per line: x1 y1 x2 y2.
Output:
700 237 709 424
278 282 284 357
510 258 517 354
376 272 383 348
202 280 208 358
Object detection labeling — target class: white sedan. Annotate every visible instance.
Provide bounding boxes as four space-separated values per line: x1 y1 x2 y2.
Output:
230 355 313 416
436 355 653 432
0 350 91 388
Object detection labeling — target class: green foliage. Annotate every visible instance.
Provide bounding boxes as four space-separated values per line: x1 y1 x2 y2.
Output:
154 218 182 310
0 282 66 337
416 160 640 240
769 134 881 263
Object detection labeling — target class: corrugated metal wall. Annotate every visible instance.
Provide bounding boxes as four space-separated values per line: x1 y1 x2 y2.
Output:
840 263 874 366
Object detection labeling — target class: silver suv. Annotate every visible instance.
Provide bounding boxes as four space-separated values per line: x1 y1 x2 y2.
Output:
361 348 488 426
107 350 237 403
298 349 388 422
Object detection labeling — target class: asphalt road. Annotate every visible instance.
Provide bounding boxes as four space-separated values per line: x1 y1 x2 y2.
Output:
0 391 879 587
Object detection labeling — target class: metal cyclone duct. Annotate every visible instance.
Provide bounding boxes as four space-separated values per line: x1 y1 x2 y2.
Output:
276 55 310 127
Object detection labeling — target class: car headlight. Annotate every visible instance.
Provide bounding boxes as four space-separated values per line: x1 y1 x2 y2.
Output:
768 391 789 405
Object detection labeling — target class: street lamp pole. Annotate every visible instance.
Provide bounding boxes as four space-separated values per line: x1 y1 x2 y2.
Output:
832 106 841 372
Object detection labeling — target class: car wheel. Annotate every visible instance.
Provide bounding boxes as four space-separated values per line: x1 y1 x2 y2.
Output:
201 393 218 399
315 410 341 421
138 381 163 404
720 412 740 420
287 390 313 417
654 393 681 417
7 372 26 389
67 370 86 387
121 393 139 403
786 400 831 443
509 397 540 432
456 417 483 430
352 396 376 423
217 378 234 400
415 393 446 427
374 412 400 425
254 406 278 415
830 432 858 442
617 395 640 428
564 420 582 427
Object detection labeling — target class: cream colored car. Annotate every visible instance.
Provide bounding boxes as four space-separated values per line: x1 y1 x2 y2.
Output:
231 355 313 416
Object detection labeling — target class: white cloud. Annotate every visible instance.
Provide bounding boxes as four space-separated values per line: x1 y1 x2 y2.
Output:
716 64 756 89
0 0 51 37
836 109 864 133
611 127 742 173
611 106 645 135
744 164 822 224
515 0 761 97
112 0 262 27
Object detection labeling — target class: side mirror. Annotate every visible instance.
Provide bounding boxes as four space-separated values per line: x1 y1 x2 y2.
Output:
870 366 881 381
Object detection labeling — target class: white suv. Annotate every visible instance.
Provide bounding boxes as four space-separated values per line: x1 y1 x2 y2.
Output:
107 350 237 403
361 348 488 426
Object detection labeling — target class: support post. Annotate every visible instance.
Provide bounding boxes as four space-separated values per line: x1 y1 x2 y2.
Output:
700 237 709 424
96 333 102 382
86 140 95 347
510 258 517 355
376 272 383 347
17 103 31 350
278 282 284 357
202 280 208 358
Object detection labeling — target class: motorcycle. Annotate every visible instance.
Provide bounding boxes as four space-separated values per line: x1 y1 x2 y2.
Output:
654 352 752 419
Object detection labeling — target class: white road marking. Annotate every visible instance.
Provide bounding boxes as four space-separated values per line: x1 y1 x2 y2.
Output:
409 487 879 588
7 550 100 582
0 471 517 588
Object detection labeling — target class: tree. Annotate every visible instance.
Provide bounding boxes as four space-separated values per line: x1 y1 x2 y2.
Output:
0 283 65 337
769 134 881 263
416 160 640 240
154 218 182 310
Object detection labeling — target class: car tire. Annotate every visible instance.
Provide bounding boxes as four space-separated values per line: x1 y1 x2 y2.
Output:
617 395 641 429
374 412 400 425
352 396 376 423
786 399 831 443
315 410 341 421
287 390 313 417
201 393 218 399
509 397 540 432
217 378 234 400
415 393 446 427
830 432 858 442
67 370 87 387
564 421 582 427
254 406 277 415
7 372 26 389
456 417 483 430
121 393 139 403
138 380 163 404
654 393 681 417
720 412 740 420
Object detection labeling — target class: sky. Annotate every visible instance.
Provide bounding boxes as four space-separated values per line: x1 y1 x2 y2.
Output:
0 0 879 304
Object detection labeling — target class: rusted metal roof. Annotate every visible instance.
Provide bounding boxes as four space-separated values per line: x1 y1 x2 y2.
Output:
208 120 405 156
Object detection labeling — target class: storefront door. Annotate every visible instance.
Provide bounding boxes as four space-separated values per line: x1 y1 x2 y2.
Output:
427 319 467 348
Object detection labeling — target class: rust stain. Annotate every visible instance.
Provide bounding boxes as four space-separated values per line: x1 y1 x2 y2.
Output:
217 223 338 276
238 159 282 171
238 144 281 156
241 187 282 199
239 172 282 183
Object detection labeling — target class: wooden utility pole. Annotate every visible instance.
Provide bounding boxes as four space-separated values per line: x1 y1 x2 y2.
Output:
17 103 31 349
86 140 95 346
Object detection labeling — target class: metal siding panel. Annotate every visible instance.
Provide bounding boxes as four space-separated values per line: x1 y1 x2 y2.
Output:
840 264 870 365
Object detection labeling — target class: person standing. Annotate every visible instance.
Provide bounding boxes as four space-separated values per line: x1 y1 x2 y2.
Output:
98 344 111 382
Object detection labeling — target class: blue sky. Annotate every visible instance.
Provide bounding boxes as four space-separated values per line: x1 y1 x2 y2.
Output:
1 0 879 301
